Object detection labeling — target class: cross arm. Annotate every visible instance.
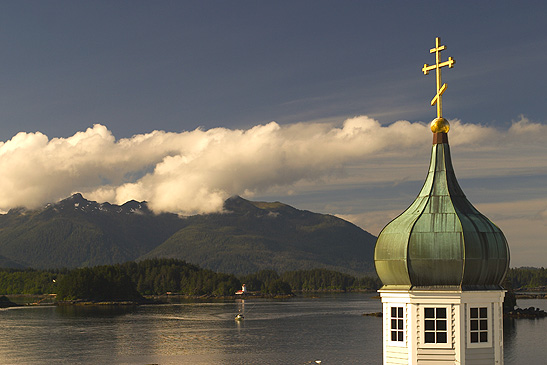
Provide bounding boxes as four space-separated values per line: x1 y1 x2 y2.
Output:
430 83 447 106
430 45 446 53
422 63 436 75
439 57 455 68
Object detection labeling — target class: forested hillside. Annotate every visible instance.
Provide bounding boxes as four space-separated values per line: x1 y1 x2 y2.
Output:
0 194 185 268
142 196 376 275
506 267 547 289
0 194 376 276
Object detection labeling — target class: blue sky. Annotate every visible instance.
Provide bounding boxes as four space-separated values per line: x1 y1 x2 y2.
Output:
1 1 546 139
0 1 545 267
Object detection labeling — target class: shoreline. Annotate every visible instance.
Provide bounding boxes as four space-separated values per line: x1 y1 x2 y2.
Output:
4 290 542 308
4 290 381 307
514 293 547 299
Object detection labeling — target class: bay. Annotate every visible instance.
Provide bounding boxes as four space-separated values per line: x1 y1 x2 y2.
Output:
0 293 544 364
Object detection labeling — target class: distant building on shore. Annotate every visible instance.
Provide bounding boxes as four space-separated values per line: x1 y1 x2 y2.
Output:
235 284 247 295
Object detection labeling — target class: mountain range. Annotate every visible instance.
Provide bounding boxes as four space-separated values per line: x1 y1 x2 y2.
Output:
0 194 377 276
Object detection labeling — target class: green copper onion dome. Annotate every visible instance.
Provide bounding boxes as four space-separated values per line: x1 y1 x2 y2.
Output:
374 131 510 290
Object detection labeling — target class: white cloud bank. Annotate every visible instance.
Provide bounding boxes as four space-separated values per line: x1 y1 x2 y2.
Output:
0 116 545 218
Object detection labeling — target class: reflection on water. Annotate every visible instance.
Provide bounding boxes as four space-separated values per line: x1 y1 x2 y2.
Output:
55 304 138 317
0 294 544 364
0 294 382 365
504 299 547 365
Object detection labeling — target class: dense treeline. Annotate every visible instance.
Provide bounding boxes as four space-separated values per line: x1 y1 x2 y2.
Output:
122 259 241 296
56 266 143 302
280 268 380 291
505 267 547 289
0 268 61 294
55 259 242 300
0 260 243 300
5 262 544 302
240 270 292 294
0 260 378 299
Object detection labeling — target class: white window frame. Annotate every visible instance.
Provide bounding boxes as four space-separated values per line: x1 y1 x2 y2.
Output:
420 305 452 349
467 304 492 348
388 305 406 347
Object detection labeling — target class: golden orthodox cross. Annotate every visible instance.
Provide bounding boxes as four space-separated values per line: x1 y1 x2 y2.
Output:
422 37 455 119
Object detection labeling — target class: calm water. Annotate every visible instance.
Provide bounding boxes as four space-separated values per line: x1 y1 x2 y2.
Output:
0 293 544 364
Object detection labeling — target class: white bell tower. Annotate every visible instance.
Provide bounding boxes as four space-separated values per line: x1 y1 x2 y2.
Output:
374 37 509 365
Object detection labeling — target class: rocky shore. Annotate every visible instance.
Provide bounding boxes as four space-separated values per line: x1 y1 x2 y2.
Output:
515 293 547 299
505 306 547 318
362 312 382 317
0 295 20 308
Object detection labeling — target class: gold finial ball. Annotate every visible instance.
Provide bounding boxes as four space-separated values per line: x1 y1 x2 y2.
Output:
430 117 450 133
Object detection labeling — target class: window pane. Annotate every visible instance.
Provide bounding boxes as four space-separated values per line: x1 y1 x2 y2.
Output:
392 331 397 341
392 307 397 317
398 319 404 330
471 332 478 343
469 307 489 344
398 331 404 342
423 307 452 345
437 332 447 343
437 308 447 318
398 307 404 318
391 319 397 329
470 319 478 331
470 307 478 318
437 319 447 331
